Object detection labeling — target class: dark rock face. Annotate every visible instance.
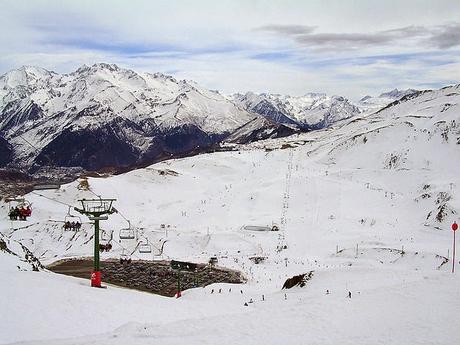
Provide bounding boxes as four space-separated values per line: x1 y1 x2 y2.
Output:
33 120 228 172
161 124 216 153
228 118 299 144
1 100 44 132
252 100 299 127
282 271 314 289
34 125 140 171
0 137 13 167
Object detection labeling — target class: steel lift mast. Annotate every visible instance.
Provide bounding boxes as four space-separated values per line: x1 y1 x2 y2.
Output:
75 198 117 287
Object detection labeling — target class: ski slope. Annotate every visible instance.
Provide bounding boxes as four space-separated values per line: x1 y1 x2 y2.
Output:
1 85 459 344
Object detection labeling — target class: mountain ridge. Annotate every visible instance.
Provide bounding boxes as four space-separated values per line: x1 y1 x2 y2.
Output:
0 63 298 173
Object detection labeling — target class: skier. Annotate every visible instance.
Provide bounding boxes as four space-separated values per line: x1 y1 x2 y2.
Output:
19 207 26 220
8 208 16 220
348 291 352 299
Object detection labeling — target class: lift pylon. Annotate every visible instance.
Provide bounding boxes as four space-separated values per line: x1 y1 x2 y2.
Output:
74 198 117 288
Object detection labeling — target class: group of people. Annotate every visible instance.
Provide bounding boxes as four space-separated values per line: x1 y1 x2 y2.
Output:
63 221 82 231
99 243 112 252
8 206 32 221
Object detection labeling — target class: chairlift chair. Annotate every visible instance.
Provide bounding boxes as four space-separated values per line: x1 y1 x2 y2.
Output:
138 239 152 253
63 206 82 231
119 228 136 240
100 229 113 242
6 197 32 221
120 250 132 264
99 229 113 252
119 221 136 240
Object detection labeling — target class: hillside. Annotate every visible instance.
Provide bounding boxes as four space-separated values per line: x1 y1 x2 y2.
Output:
0 83 459 344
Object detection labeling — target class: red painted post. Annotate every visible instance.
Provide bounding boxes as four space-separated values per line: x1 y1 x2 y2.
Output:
452 222 458 274
91 271 102 287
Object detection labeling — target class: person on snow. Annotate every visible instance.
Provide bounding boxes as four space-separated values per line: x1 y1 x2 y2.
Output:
8 208 17 220
19 207 27 220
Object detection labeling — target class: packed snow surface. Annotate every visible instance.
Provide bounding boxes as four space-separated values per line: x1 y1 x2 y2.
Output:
1 84 460 344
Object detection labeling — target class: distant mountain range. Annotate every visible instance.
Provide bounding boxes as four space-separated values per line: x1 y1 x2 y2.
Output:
0 63 424 175
359 88 419 110
229 92 361 130
0 64 294 173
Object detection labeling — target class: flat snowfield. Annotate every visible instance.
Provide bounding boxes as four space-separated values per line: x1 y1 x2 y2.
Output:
1 86 460 344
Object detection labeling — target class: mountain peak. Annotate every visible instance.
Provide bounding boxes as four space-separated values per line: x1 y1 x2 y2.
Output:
0 65 55 88
379 88 418 99
90 62 121 71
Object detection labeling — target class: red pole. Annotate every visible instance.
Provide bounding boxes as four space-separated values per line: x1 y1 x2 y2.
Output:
453 229 456 274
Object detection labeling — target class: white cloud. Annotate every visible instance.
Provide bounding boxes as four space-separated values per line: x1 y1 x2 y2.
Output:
0 0 459 99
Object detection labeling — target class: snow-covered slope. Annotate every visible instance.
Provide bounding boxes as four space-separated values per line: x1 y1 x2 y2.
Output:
230 91 361 129
359 88 419 110
0 84 459 344
0 64 296 172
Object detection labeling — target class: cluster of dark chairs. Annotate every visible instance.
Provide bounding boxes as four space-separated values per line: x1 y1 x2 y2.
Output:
8 207 32 221
99 243 112 252
120 255 132 264
63 221 82 231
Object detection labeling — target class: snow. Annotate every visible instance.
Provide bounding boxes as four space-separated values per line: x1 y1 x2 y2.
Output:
358 88 419 110
229 91 361 128
0 64 257 166
1 84 460 344
0 64 254 132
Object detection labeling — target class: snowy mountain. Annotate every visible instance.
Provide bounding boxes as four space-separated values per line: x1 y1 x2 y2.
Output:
359 88 419 110
229 91 362 129
0 64 295 173
1 83 459 345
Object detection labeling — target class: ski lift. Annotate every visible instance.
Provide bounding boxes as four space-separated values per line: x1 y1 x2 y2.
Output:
138 239 152 253
120 250 132 264
78 198 115 214
99 242 112 252
152 239 168 256
99 229 113 252
119 220 136 240
101 229 113 242
6 197 32 221
63 206 82 231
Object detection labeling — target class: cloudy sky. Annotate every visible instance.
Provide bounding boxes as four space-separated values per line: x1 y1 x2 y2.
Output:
0 0 459 100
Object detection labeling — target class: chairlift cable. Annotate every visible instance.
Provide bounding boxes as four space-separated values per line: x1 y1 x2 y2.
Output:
116 208 130 223
87 188 101 198
30 191 73 207
109 238 142 260
16 133 54 167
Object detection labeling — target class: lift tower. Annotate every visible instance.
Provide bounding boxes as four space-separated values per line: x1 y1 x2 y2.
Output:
75 198 117 287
